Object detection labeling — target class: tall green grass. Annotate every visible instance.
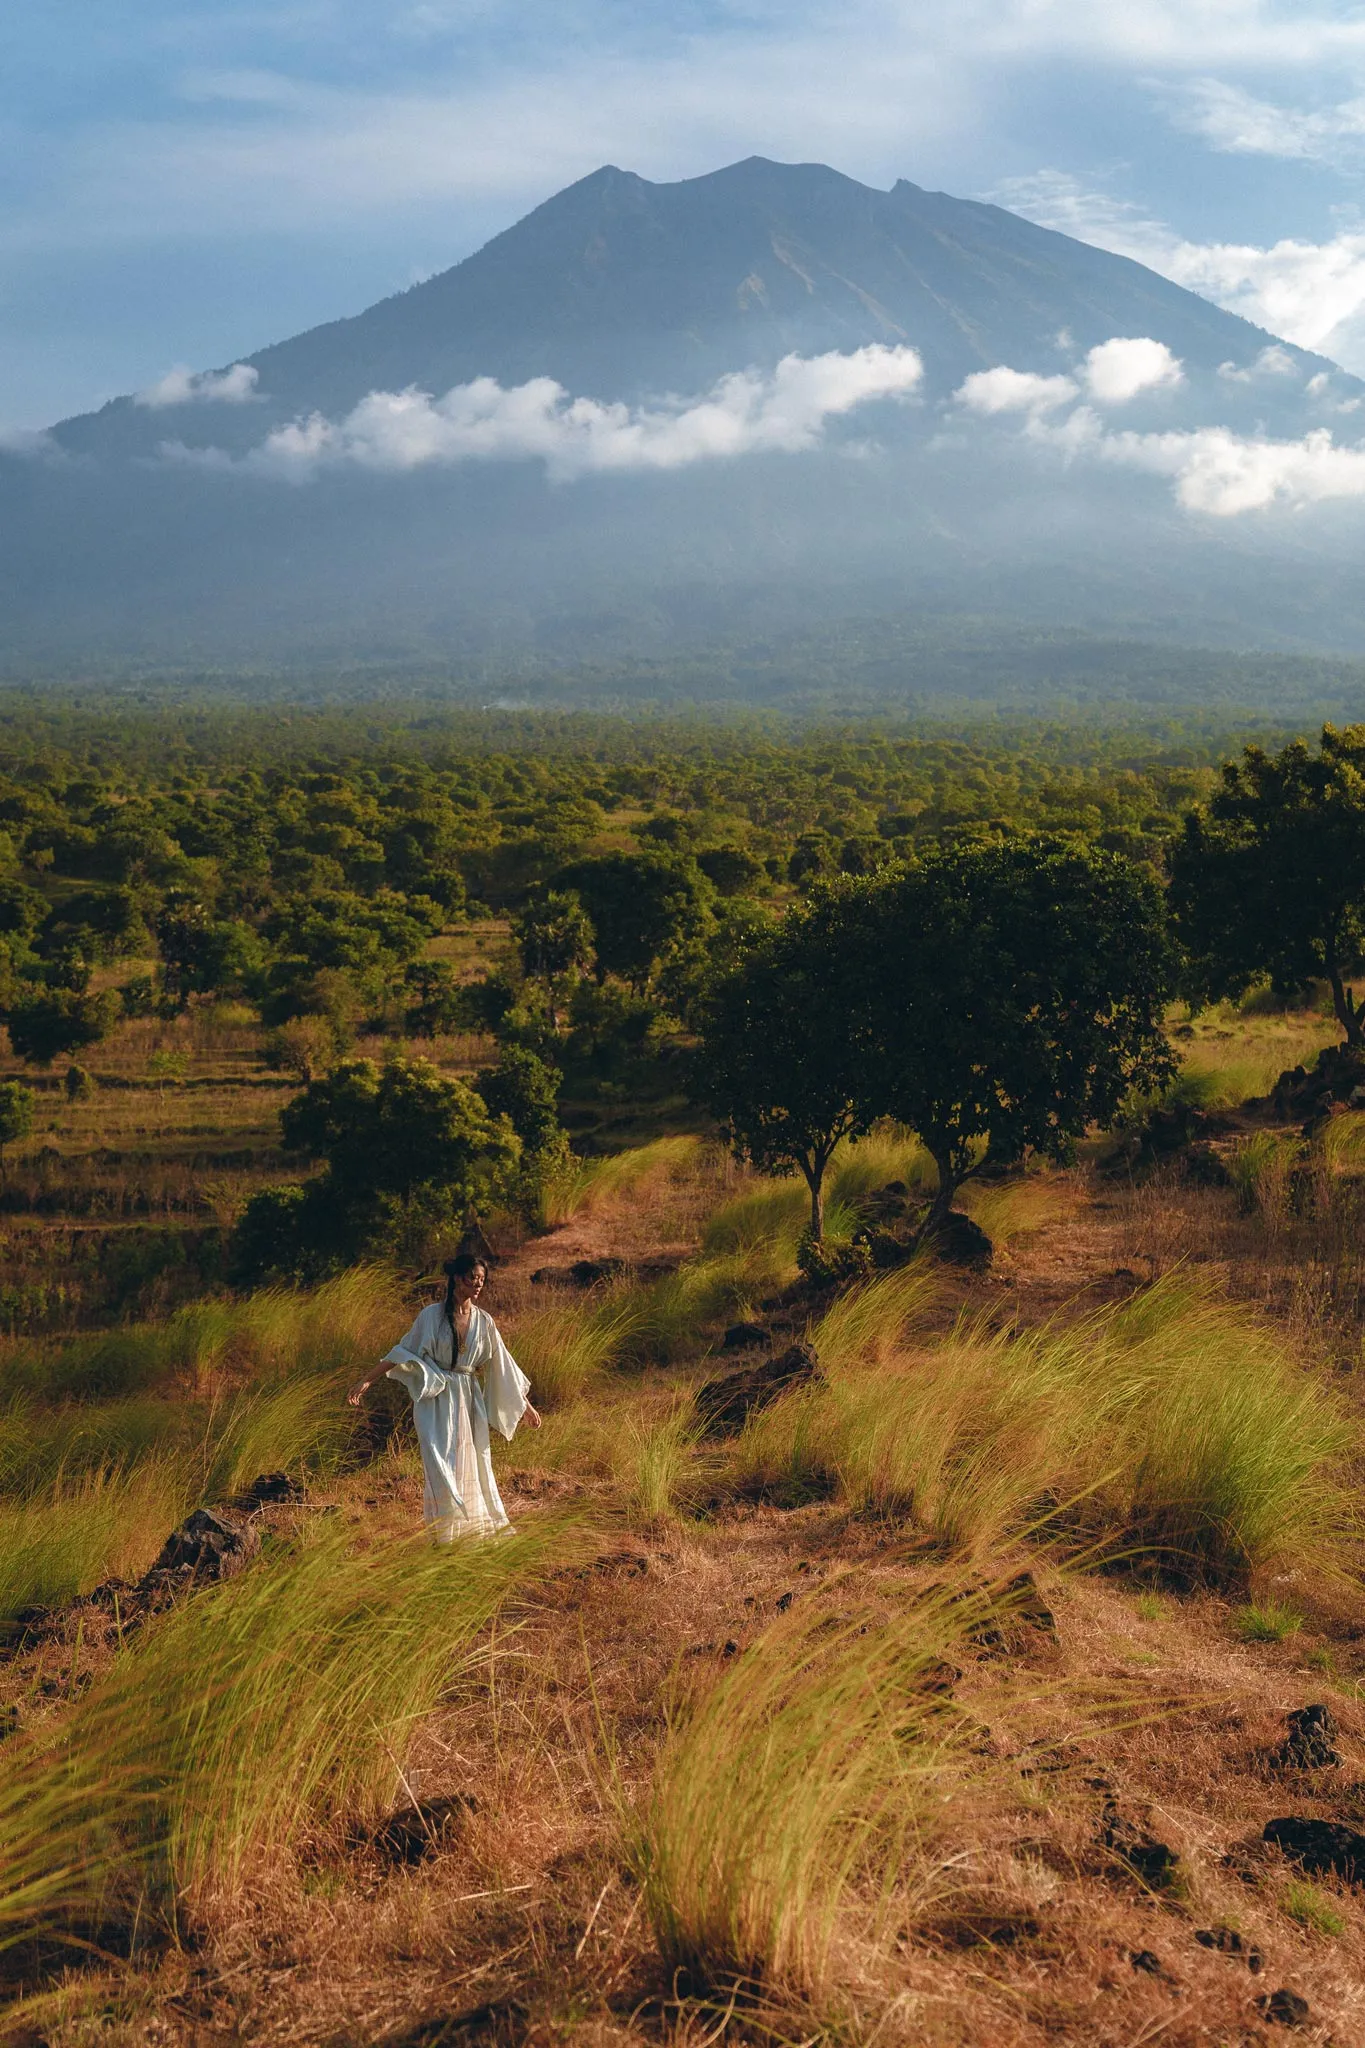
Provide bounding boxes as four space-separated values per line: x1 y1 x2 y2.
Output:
0 1461 192 1621
0 1519 568 1945
732 1270 1356 1582
538 1136 707 1227
633 1572 1029 1994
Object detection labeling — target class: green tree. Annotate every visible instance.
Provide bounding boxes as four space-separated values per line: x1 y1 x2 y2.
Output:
697 911 871 1239
830 838 1175 1229
556 852 711 992
1169 725 1365 1044
0 1080 35 1177
511 890 595 1027
234 1055 520 1279
6 988 120 1067
476 1044 570 1208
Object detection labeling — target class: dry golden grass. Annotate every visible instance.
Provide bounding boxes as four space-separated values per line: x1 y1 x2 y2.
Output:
6 1086 1365 2046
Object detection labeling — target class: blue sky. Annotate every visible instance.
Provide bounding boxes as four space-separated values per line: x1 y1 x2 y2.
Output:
6 0 1365 431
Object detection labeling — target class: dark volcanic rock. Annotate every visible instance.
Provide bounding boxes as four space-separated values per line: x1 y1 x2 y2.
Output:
1264 1815 1365 1880
722 1321 771 1351
532 1257 629 1287
1274 1703 1341 1771
145 1507 259 1585
1102 1799 1181 1889
367 1793 479 1865
923 1210 992 1268
694 1340 820 1438
1196 1925 1263 1971
1255 1987 1310 2028
235 1471 306 1510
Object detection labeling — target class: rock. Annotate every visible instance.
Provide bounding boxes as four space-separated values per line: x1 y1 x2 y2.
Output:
923 1210 992 1268
367 1792 479 1865
1264 1815 1365 1881
1196 1926 1263 1972
145 1507 259 1585
569 1257 627 1287
1274 1704 1342 1771
234 1471 306 1510
1102 1799 1181 1889
1183 1141 1231 1188
694 1340 820 1439
1255 1988 1310 2028
722 1321 771 1352
532 1257 629 1287
859 1226 917 1269
1129 1949 1176 1982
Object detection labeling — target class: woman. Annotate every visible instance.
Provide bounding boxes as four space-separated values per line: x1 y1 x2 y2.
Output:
348 1254 541 1540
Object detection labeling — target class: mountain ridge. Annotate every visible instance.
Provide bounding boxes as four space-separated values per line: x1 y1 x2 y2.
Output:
50 156 1346 462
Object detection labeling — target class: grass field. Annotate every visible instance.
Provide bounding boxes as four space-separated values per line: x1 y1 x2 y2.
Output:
3 992 1365 2043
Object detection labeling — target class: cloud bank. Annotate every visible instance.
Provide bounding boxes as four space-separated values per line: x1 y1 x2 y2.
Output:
953 336 1365 516
995 171 1365 376
137 363 260 409
956 337 1183 416
191 346 924 480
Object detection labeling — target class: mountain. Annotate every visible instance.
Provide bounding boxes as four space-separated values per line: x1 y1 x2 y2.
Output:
5 157 1365 681
52 157 1339 461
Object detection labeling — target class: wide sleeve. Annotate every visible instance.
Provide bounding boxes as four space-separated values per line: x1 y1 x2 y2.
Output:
481 1315 532 1440
382 1306 448 1404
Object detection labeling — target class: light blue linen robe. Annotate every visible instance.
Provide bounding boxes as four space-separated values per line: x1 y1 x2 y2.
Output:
382 1301 531 1539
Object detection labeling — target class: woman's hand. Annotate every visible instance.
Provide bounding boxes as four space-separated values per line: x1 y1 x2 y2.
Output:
523 1401 543 1430
347 1377 375 1408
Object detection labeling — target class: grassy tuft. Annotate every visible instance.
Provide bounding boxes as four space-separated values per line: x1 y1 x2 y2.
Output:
0 1518 568 1943
1281 1878 1345 1936
1232 1601 1304 1643
631 1569 1047 1995
731 1270 1357 1581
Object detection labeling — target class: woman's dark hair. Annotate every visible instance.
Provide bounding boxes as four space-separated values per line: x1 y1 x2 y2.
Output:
442 1253 487 1332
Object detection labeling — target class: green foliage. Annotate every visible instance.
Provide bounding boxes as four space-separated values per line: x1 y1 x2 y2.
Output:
6 986 119 1066
235 1056 519 1280
1232 1601 1304 1642
796 1228 872 1290
557 850 713 991
1170 724 1365 1044
1282 1880 1345 1936
0 1079 35 1166
697 910 872 1239
511 889 595 1022
821 837 1177 1222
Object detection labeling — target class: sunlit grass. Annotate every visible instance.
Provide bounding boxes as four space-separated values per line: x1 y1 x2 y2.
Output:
731 1270 1357 1582
0 1519 568 1943
0 1461 191 1623
631 1569 1051 1995
538 1136 708 1227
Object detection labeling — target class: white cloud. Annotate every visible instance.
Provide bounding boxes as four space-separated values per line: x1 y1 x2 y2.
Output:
956 338 1182 415
1095 424 1365 515
1218 344 1299 382
136 362 260 408
178 345 924 480
956 366 1078 414
1081 335 1183 403
1168 78 1365 162
994 170 1365 374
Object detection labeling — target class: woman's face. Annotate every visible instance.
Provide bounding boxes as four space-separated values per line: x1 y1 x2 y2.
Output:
452 1264 487 1307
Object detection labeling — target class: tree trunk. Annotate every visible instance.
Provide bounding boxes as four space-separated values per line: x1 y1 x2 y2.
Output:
922 1145 957 1238
1328 963 1363 1047
801 1158 825 1241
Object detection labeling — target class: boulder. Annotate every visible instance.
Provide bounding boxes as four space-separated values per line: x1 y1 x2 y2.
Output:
144 1507 259 1585
1101 1797 1181 1889
694 1340 820 1439
722 1321 771 1352
1195 1926 1263 1971
1264 1815 1365 1881
234 1471 306 1510
1274 1703 1341 1771
1255 1988 1310 2029
924 1211 992 1268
